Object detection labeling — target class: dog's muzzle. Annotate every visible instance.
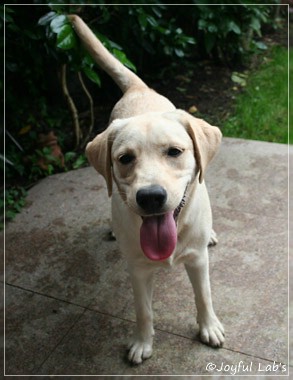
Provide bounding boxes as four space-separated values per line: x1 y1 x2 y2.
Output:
137 185 188 262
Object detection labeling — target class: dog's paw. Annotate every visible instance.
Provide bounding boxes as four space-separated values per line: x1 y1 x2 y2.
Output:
208 229 218 246
199 316 225 348
127 339 153 364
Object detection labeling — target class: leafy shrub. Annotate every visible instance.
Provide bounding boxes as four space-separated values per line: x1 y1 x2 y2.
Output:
194 3 279 62
38 5 196 78
2 187 27 226
3 3 283 223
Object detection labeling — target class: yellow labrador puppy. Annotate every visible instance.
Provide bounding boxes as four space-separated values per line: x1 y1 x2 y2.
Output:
69 15 225 364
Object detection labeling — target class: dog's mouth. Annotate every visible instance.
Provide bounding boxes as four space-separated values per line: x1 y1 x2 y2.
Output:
140 188 187 261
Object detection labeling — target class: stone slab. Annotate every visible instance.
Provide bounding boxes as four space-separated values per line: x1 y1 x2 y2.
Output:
3 138 290 376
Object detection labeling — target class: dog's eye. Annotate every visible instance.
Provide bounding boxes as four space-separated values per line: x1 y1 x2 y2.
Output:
167 148 183 157
119 154 135 165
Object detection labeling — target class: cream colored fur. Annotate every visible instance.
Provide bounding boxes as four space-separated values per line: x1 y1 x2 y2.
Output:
69 15 225 364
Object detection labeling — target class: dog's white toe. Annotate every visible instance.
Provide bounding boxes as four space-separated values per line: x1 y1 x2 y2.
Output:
208 229 218 246
199 317 225 347
128 340 153 364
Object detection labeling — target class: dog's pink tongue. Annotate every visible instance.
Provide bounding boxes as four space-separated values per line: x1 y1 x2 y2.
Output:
140 212 177 261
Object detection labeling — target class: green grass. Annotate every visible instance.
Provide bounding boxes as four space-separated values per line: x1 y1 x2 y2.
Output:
223 46 289 144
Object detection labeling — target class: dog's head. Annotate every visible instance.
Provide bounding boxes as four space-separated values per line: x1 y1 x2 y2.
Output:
86 110 221 260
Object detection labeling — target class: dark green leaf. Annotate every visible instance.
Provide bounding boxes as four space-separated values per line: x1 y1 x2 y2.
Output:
151 6 162 18
184 36 196 45
73 155 87 169
64 151 76 162
146 16 158 27
82 53 95 68
163 45 171 55
250 17 261 32
174 48 184 57
57 24 76 50
108 40 122 50
96 33 122 50
228 21 241 34
254 41 267 50
112 49 136 72
208 24 217 33
83 67 101 86
198 19 207 30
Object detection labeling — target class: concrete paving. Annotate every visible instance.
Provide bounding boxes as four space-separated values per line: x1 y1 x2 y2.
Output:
3 137 290 376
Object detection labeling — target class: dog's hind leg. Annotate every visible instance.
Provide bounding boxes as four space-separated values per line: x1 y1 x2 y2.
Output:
127 265 155 364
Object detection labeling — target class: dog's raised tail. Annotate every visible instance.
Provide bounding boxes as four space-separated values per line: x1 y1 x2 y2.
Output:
68 15 147 93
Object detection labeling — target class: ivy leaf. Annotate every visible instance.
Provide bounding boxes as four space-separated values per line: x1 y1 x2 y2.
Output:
95 32 122 51
174 48 184 57
208 24 217 33
151 6 162 18
198 19 207 30
147 15 158 27
254 41 267 50
64 151 76 162
72 155 87 169
184 36 196 45
57 24 76 50
112 49 137 72
82 53 95 68
250 17 261 35
228 21 241 35
82 67 101 86
38 12 56 26
50 15 67 34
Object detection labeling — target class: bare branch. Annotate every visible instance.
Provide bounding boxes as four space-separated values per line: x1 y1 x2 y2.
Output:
61 64 81 148
78 71 95 148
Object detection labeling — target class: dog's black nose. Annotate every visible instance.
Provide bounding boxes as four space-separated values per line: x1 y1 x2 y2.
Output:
136 185 167 214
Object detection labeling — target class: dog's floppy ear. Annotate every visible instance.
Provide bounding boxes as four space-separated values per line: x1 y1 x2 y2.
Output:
165 110 222 183
86 128 113 196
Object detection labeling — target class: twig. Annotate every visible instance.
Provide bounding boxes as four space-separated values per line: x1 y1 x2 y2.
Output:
61 64 81 148
77 71 95 148
5 130 24 152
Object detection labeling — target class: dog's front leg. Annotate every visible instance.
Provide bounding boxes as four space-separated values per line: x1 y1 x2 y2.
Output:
185 249 225 347
127 264 155 364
